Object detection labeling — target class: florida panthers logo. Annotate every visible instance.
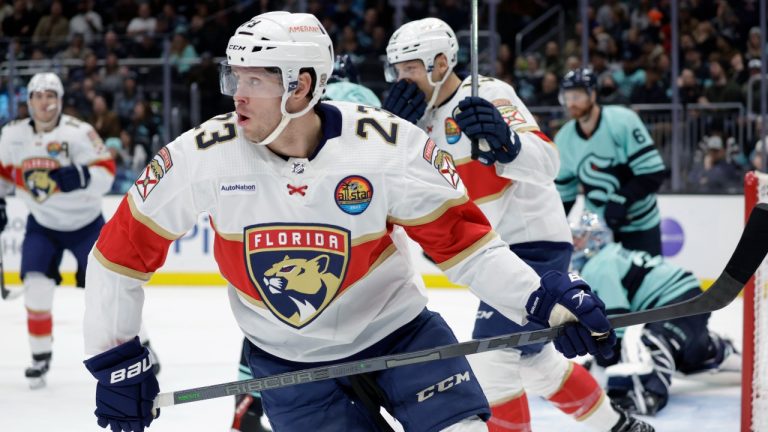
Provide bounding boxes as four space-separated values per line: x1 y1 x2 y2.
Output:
245 224 350 329
22 157 60 202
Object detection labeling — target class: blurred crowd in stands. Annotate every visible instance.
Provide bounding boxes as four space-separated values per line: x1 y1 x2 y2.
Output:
0 0 766 193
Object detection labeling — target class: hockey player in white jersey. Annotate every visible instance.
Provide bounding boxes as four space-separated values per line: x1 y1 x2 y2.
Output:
383 18 651 432
82 12 617 432
0 72 116 388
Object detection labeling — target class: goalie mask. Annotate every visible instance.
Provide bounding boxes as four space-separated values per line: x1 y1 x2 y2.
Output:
221 11 334 145
27 72 64 128
385 17 458 110
570 211 613 272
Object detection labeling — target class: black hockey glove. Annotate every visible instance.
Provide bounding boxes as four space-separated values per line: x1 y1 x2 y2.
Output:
382 80 427 124
0 198 6 231
453 96 521 166
49 164 91 192
604 193 629 230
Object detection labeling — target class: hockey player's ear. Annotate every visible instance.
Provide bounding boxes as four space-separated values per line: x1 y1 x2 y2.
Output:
433 54 449 80
293 71 314 101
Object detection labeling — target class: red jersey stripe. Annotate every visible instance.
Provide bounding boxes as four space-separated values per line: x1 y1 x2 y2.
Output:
399 199 493 266
94 196 176 277
455 160 512 202
90 158 117 175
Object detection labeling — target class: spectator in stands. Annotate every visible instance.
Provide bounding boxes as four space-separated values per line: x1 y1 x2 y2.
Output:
701 60 743 104
126 2 156 44
125 100 158 158
684 46 709 83
89 94 121 140
678 68 703 105
2 0 36 40
155 3 187 35
746 59 764 114
168 30 198 76
688 134 742 193
98 52 125 96
598 74 629 105
93 29 127 59
630 67 669 104
69 52 100 85
532 72 560 106
68 0 102 46
613 51 646 99
746 27 763 61
57 32 93 61
730 52 749 86
32 0 68 53
750 136 768 173
0 0 13 35
543 40 563 75
113 76 141 127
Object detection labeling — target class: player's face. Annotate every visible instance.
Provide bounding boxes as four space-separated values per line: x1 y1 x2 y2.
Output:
29 90 59 124
230 67 285 142
562 89 592 119
393 60 432 96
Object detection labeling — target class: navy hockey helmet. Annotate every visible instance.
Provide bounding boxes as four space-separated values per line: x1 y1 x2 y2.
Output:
561 68 597 92
329 54 359 84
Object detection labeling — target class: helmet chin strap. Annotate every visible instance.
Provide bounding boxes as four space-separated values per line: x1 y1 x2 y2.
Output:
425 67 452 112
251 94 318 146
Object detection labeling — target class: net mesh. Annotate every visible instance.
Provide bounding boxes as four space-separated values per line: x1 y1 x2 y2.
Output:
749 171 768 431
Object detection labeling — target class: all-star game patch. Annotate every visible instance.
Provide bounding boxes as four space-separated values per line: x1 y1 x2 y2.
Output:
335 175 373 215
134 146 173 201
444 117 462 144
46 141 68 157
492 99 527 127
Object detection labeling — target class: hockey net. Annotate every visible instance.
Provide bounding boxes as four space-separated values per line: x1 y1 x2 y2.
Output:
743 171 768 432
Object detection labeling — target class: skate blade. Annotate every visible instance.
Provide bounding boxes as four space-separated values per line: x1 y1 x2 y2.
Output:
27 377 46 389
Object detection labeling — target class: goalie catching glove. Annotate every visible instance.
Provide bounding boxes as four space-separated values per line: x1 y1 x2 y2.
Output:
526 271 617 359
84 337 159 432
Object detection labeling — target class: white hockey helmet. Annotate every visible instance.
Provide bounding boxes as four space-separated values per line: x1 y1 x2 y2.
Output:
27 72 64 121
385 17 458 86
222 12 333 119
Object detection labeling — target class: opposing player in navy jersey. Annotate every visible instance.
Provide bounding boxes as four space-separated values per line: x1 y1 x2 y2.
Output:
555 69 666 256
383 17 650 432
82 12 616 432
571 212 740 415
0 72 117 388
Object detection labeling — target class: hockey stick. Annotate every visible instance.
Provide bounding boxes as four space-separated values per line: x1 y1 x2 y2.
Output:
153 203 768 409
0 237 18 300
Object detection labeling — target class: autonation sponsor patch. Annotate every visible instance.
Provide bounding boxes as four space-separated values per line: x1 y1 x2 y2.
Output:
220 182 257 195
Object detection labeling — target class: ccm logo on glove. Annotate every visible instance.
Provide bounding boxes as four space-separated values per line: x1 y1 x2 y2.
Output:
110 357 153 384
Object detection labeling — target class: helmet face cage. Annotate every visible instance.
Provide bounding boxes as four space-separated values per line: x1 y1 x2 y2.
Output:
570 212 613 272
559 68 597 105
385 18 458 86
223 12 333 116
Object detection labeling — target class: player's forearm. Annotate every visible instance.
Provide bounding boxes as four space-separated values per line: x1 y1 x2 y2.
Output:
442 235 540 325
83 252 146 355
494 131 560 185
618 171 666 202
86 166 115 196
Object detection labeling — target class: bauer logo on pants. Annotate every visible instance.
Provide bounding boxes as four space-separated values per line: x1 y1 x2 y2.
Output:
244 223 351 329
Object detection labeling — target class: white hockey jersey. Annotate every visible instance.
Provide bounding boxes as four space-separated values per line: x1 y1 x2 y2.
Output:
0 115 115 231
84 102 541 361
418 76 571 245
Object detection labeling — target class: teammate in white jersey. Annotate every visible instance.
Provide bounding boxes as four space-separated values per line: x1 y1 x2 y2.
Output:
0 72 116 388
383 18 651 432
82 12 616 432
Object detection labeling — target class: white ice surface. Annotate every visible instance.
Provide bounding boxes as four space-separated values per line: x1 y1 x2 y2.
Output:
0 286 743 431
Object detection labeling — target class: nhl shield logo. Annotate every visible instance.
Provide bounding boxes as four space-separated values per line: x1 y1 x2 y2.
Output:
22 157 59 202
244 224 350 329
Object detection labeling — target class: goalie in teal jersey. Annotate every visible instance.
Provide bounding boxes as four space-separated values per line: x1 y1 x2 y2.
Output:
570 212 741 416
555 69 666 256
